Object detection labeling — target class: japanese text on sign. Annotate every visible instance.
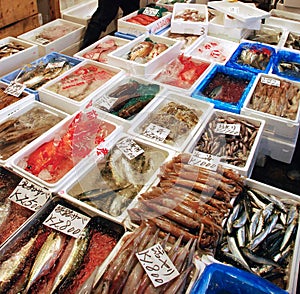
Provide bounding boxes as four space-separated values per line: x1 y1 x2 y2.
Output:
215 123 240 136
46 61 66 69
261 76 280 87
9 179 51 211
188 150 220 171
4 81 25 97
116 137 144 160
143 123 170 143
94 95 118 111
136 243 179 287
43 204 91 238
143 7 160 17
228 6 240 14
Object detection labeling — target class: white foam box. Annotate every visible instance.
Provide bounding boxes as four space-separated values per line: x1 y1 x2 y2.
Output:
279 29 300 53
223 14 262 30
60 40 82 56
282 0 300 8
170 3 209 36
8 110 122 192
38 59 126 114
107 34 183 77
0 100 69 166
241 73 300 141
156 0 195 12
128 90 214 152
17 19 85 57
185 109 265 177
74 35 130 64
265 9 300 31
117 9 172 37
0 37 39 77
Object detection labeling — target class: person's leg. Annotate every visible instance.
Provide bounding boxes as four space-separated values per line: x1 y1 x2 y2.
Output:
120 0 140 16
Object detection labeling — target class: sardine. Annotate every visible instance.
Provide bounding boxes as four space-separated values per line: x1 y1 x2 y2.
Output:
280 218 297 252
0 198 11 228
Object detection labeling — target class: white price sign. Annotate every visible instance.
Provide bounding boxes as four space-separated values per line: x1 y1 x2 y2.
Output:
188 150 220 171
136 243 179 287
215 123 240 136
116 137 144 160
43 204 91 238
143 123 170 143
9 179 51 211
4 81 25 97
143 7 159 17
94 95 118 111
46 61 66 69
261 76 280 87
228 6 239 14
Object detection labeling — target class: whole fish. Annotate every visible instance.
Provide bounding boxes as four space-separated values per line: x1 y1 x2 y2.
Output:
0 198 11 228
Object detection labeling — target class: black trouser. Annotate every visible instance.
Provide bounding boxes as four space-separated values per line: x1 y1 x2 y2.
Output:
81 0 140 49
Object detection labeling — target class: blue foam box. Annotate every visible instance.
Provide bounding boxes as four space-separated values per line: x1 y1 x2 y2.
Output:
0 52 82 100
226 42 276 74
272 49 300 82
191 263 288 294
191 64 256 114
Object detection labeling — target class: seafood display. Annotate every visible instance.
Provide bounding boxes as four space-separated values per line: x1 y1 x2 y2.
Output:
165 31 199 50
94 221 196 294
0 214 124 293
17 111 116 184
249 76 300 120
0 86 28 110
94 79 160 120
0 106 63 160
68 138 168 217
127 37 169 63
216 186 299 290
246 27 282 45
284 32 300 51
154 54 210 89
139 101 200 146
47 64 116 101
128 153 243 249
277 61 300 80
0 42 26 60
192 114 260 167
82 39 119 63
14 56 74 90
174 8 206 22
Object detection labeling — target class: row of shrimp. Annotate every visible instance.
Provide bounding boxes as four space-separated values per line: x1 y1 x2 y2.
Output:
128 153 244 251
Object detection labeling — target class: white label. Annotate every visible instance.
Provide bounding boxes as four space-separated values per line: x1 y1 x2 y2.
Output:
188 150 220 171
35 37 50 44
8 179 51 211
136 243 179 287
94 95 118 111
261 76 280 87
143 7 159 17
4 81 25 97
116 137 144 160
43 204 91 238
215 123 240 136
46 61 66 69
228 6 239 14
143 123 170 143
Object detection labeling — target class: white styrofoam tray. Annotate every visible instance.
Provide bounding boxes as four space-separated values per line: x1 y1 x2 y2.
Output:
265 10 300 31
0 37 39 76
107 34 183 77
38 59 126 114
17 19 85 56
171 3 208 35
128 90 214 152
241 73 300 141
185 109 265 177
279 29 300 53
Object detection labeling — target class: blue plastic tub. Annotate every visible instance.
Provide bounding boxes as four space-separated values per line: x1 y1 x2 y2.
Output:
191 263 288 294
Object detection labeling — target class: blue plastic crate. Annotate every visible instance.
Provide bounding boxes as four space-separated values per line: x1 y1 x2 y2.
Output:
272 49 300 82
0 52 82 100
191 263 288 294
226 42 276 74
191 64 256 114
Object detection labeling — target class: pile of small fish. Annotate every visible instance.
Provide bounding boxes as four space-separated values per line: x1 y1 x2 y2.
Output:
165 32 199 50
95 79 160 119
154 54 210 89
247 27 282 45
93 221 196 294
0 216 123 293
278 61 300 80
0 86 28 110
249 77 300 120
216 186 299 289
70 140 168 217
0 106 63 160
284 32 300 51
238 47 272 71
174 8 206 22
0 42 26 60
47 64 116 101
129 153 243 250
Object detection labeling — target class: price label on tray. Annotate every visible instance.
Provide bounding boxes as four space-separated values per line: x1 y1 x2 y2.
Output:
116 137 144 160
94 95 118 111
215 123 240 136
143 7 160 17
228 6 240 14
9 179 51 212
46 61 66 69
35 37 50 45
188 150 220 171
43 204 91 238
136 243 179 287
4 81 26 97
261 76 280 87
143 123 170 143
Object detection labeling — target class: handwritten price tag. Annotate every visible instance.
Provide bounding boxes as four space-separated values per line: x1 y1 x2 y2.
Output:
215 123 240 136
43 204 91 238
136 243 179 287
228 6 240 14
116 137 144 160
143 123 170 143
143 7 159 17
261 76 280 87
46 61 66 69
188 150 220 171
4 81 25 97
9 179 51 211
94 95 118 111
